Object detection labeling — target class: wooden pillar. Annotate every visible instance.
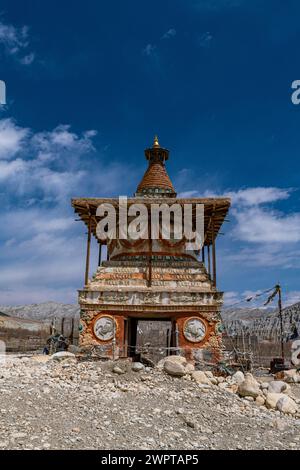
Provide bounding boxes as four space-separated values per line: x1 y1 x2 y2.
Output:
207 244 211 278
148 211 152 287
201 246 205 264
212 215 217 287
70 317 74 344
98 242 102 267
85 215 91 286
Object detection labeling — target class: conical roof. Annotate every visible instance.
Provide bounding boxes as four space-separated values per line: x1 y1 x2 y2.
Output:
135 136 176 197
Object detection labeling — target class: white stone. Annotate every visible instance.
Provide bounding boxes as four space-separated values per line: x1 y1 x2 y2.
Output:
238 376 260 398
255 395 265 406
164 360 186 377
218 382 228 389
272 418 287 431
191 371 212 385
131 362 144 372
268 380 288 394
204 370 214 379
244 396 254 402
282 369 300 384
50 352 76 362
265 392 286 410
231 371 245 385
113 365 125 375
276 396 298 414
157 355 187 370
260 382 269 390
185 363 195 374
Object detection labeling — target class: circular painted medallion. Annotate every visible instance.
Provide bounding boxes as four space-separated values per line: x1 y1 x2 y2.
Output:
183 317 206 343
93 316 115 341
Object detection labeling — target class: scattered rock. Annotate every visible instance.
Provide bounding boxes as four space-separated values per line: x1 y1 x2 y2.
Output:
244 396 254 402
164 360 186 377
218 382 228 390
260 382 269 390
50 352 76 362
282 370 300 384
231 371 245 385
238 374 260 398
1 355 299 450
268 381 288 394
255 396 265 406
31 355 50 364
131 362 145 372
276 396 298 415
113 365 125 375
272 418 287 431
157 355 187 370
227 384 238 394
191 371 211 385
265 393 286 410
184 417 197 429
204 370 214 379
185 363 195 374
217 376 225 384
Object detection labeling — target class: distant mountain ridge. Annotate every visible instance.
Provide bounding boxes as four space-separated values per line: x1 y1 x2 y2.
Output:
222 302 300 341
1 300 300 342
0 302 80 322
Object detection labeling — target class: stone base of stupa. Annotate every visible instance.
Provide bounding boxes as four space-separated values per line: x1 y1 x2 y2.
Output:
78 258 223 363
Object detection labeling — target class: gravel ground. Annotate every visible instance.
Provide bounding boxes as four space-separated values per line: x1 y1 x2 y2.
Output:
0 355 299 450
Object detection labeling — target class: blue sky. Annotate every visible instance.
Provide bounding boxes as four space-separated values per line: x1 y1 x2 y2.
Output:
0 0 300 307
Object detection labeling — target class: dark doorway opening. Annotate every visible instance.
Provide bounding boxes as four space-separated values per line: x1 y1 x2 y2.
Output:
126 318 175 364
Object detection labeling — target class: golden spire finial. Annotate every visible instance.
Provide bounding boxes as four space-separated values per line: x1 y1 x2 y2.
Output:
153 135 160 148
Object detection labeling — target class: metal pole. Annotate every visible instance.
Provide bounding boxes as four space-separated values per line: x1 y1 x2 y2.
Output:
277 284 285 364
50 317 56 355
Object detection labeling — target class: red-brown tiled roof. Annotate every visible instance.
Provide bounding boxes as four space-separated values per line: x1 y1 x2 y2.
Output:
136 161 175 193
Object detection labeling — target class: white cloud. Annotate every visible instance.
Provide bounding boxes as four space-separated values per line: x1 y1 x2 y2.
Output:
180 183 300 272
0 20 35 65
223 244 300 269
0 286 77 305
232 206 300 243
226 187 291 206
284 291 300 307
162 28 176 40
200 186 291 206
0 118 29 159
180 187 292 206
0 120 98 202
0 117 139 305
19 52 35 65
0 158 26 179
223 291 241 306
184 185 300 243
142 44 156 56
178 190 200 198
198 32 213 48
